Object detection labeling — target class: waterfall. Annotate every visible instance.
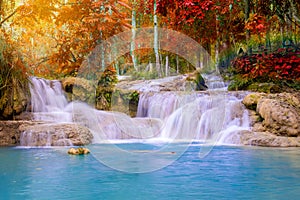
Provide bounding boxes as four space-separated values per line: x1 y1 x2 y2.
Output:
26 76 250 145
30 77 68 112
137 91 250 144
203 74 228 90
20 130 73 147
29 77 72 122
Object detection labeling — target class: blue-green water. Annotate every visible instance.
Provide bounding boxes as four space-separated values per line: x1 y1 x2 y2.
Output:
1 144 300 200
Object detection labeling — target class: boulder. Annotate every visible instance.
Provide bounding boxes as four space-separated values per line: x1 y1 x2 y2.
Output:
243 92 300 138
257 98 300 137
242 93 265 110
0 121 93 146
68 147 90 155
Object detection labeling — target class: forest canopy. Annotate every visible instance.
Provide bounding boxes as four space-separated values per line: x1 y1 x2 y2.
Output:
0 0 299 78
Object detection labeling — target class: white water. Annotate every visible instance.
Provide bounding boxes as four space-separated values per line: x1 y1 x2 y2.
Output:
29 77 72 122
20 130 72 147
25 75 250 145
203 74 228 90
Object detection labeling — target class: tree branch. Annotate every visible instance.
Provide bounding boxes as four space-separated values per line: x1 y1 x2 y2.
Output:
0 9 17 27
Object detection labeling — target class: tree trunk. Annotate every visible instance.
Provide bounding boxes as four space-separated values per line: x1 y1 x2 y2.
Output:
165 55 169 76
154 0 162 77
131 8 138 71
176 54 179 74
244 0 251 54
215 14 220 73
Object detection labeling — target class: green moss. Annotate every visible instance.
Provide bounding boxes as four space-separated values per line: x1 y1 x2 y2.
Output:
228 75 252 91
247 83 281 93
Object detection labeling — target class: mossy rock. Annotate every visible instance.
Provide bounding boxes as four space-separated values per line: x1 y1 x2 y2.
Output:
186 71 208 91
242 93 265 110
68 147 90 155
61 77 96 104
247 83 281 93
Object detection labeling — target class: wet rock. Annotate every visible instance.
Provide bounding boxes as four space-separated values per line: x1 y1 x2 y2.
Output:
20 123 93 146
248 110 262 126
0 121 93 146
116 75 196 92
238 131 300 147
68 147 90 155
0 121 43 146
186 71 208 91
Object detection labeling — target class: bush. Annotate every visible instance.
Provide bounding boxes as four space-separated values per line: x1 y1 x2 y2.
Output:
95 66 118 110
229 48 300 91
0 36 28 119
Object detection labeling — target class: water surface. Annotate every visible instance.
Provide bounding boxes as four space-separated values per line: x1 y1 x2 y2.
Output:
1 144 300 200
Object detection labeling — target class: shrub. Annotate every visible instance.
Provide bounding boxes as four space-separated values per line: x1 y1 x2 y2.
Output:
229 48 300 90
95 66 118 110
0 36 28 119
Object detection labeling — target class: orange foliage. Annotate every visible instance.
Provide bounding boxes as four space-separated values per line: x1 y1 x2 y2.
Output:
245 14 267 38
1 0 132 77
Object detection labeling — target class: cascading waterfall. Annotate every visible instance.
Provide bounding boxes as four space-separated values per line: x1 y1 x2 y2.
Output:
25 75 250 146
203 74 228 90
21 77 73 146
30 77 68 112
29 77 72 122
137 91 250 144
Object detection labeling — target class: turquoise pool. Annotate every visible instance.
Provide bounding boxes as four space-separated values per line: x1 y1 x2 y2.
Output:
1 144 300 200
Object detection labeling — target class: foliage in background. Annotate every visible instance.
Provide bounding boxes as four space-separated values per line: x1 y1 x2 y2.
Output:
229 47 300 91
0 0 131 78
111 90 139 117
96 66 118 110
0 35 28 119
0 0 300 91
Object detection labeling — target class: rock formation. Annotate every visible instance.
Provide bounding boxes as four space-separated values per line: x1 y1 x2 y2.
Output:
61 77 96 105
241 92 300 147
0 121 93 146
68 147 90 155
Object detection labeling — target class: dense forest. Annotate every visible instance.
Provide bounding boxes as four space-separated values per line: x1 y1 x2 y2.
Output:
0 0 300 118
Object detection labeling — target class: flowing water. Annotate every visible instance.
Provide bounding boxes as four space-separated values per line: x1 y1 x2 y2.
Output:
24 75 250 146
4 76 299 198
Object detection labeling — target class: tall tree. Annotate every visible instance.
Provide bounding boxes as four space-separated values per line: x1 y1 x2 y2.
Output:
153 0 162 77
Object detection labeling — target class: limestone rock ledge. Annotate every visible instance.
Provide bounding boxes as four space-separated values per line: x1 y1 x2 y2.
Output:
238 131 300 147
242 92 300 147
0 121 93 146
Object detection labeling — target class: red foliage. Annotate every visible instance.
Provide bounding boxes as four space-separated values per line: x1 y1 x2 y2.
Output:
147 0 242 45
245 14 267 37
232 49 300 82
